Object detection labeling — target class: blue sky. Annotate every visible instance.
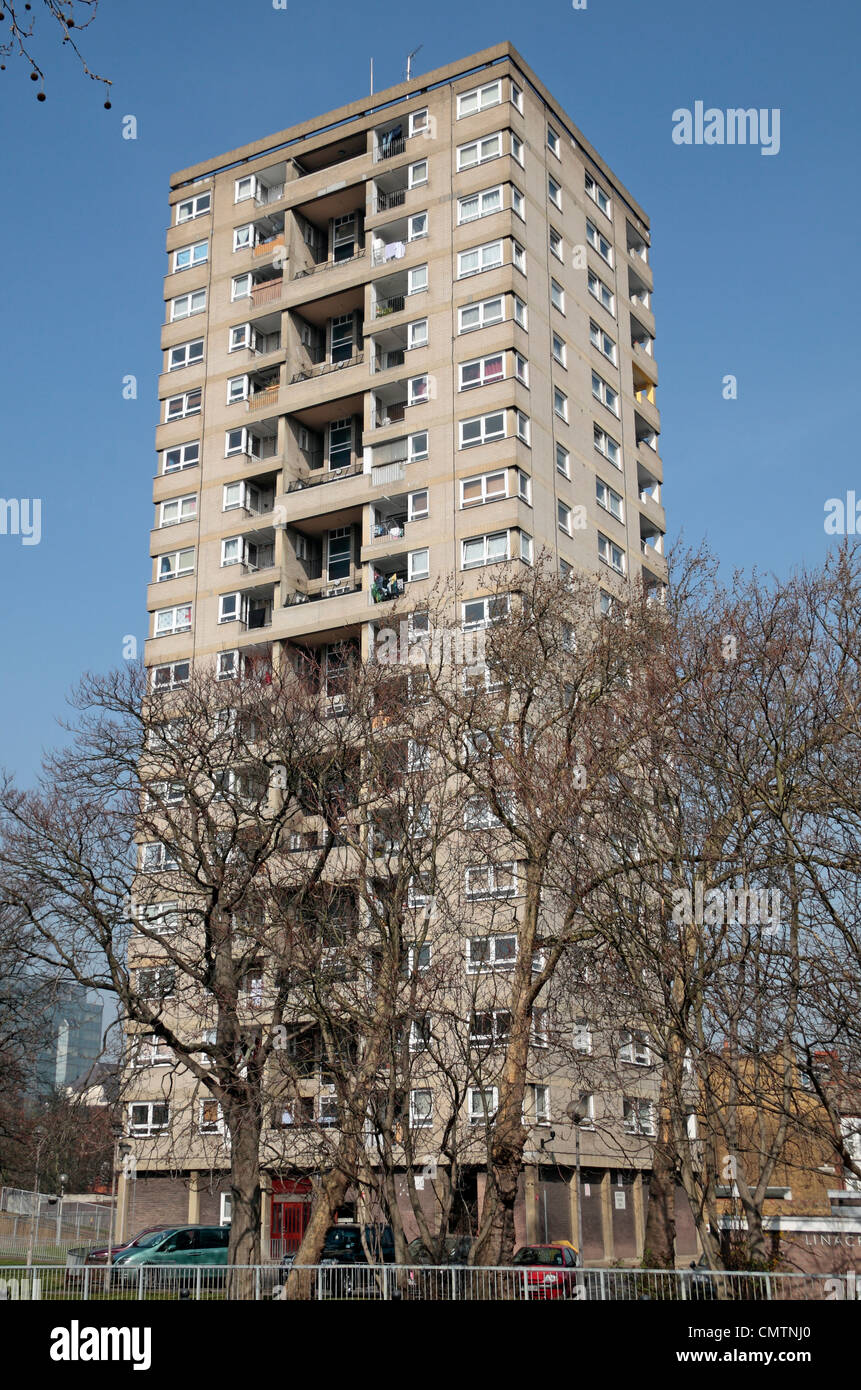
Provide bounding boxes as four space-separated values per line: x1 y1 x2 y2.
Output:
0 0 858 783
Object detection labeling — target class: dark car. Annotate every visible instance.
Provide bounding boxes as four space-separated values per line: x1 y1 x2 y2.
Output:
280 1224 395 1298
512 1242 581 1300
406 1235 473 1265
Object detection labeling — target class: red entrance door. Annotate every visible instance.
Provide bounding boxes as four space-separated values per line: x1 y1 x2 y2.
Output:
270 1178 312 1257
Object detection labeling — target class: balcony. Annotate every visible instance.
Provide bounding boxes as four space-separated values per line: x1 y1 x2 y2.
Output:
290 350 364 385
373 122 407 163
371 382 410 430
251 276 285 309
372 266 422 321
292 248 366 281
286 459 365 494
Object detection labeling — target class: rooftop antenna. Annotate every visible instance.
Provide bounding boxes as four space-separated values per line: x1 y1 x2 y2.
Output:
370 58 374 96
406 44 423 81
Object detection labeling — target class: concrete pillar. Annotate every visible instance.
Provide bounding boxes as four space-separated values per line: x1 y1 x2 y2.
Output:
524 1166 539 1243
600 1170 615 1263
260 1175 272 1255
633 1171 645 1259
187 1171 202 1225
569 1173 581 1255
115 1171 129 1245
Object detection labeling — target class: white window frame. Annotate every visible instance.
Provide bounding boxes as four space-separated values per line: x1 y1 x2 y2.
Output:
594 423 622 469
460 470 508 508
556 443 570 478
234 174 256 202
588 268 615 315
467 934 517 972
164 389 202 422
162 440 200 474
153 603 192 637
596 477 624 521
407 317 428 349
465 862 517 900
549 228 563 261
225 427 262 458
573 1019 593 1054
407 430 429 462
167 339 204 371
172 240 208 272
509 81 523 113
558 501 572 537
457 185 504 225
457 239 503 280
458 352 505 391
623 1097 656 1137
585 171 612 217
408 489 429 522
461 594 510 629
548 175 562 208
158 494 197 527
407 373 429 405
157 547 194 582
461 530 510 569
169 289 206 322
457 295 504 334
552 331 566 367
468 1086 499 1124
553 388 568 422
590 319 617 364
408 211 428 241
218 592 243 624
456 131 503 170
128 1101 170 1137
409 1088 433 1128
458 410 506 449
586 218 613 265
176 192 211 224
547 125 561 157
592 371 619 416
407 264 428 295
150 661 190 691
408 107 429 137
620 1029 651 1065
217 650 241 681
550 279 565 312
198 1099 225 1135
408 159 428 188
598 532 626 574
231 273 252 301
515 411 530 444
513 294 527 328
408 548 429 582
456 79 502 118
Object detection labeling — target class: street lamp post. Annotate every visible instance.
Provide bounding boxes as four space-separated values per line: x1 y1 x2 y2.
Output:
566 1098 591 1265
25 1127 46 1269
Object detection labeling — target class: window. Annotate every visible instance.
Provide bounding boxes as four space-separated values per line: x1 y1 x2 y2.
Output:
547 125 561 157
319 1096 339 1127
598 532 626 574
168 339 204 371
408 548 429 582
465 863 517 899
218 593 242 624
229 323 253 352
173 240 208 271
510 80 523 112
513 295 527 328
225 426 262 458
548 175 562 208
151 661 190 691
624 1098 656 1136
408 211 428 240
199 1099 224 1135
159 494 197 527
408 489 429 521
176 192 210 223
467 934 517 972
462 530 509 568
586 218 613 265
573 1018 592 1054
556 443 570 477
588 269 615 314
457 239 503 279
590 320 617 363
459 353 504 390
471 1010 511 1046
620 1029 651 1065
407 318 428 349
233 223 254 252
599 589 614 616
585 171 611 217
553 387 568 421
592 371 619 415
408 108 429 136
403 942 432 976
457 79 502 117
162 440 199 474
408 373 429 405
552 332 566 367
514 352 528 384
464 793 515 830
550 279 565 312
410 1089 433 1128
594 423 621 469
515 411 530 444
558 502 572 536
469 1087 498 1124
217 650 240 680
220 536 244 566
133 1033 173 1067
154 604 192 636
512 239 526 273
408 264 428 294
408 430 429 461
164 389 201 421
231 274 252 300
457 132 503 169
235 174 256 202
525 1084 551 1126
549 228 563 261
462 594 510 628
157 547 194 582
511 135 524 166
520 532 533 564
169 289 206 321
457 185 503 224
226 375 249 404
458 295 504 333
408 159 428 187
459 411 506 448
409 1016 431 1052
596 477 624 520
140 839 178 874
129 1102 169 1136
516 468 531 503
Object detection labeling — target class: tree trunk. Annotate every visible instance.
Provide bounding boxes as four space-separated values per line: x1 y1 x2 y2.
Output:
284 1162 354 1300
643 1074 677 1268
225 1109 262 1299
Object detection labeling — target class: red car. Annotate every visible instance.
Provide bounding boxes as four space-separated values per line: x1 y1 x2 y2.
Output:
512 1242 581 1299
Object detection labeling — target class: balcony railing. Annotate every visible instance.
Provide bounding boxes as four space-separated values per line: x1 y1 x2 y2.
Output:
255 184 285 207
247 384 281 412
286 461 364 493
284 582 363 607
373 403 406 428
371 188 407 214
253 235 285 258
289 352 364 385
251 279 284 307
292 249 366 280
373 294 405 319
374 135 406 163
371 459 406 487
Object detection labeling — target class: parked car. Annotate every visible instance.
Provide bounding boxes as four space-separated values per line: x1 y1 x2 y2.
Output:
279 1223 396 1299
113 1224 231 1289
512 1242 581 1299
64 1225 176 1287
406 1235 473 1265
